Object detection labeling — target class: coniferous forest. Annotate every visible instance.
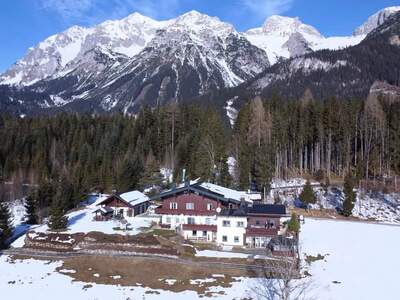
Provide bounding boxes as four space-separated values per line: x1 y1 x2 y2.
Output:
1 95 400 215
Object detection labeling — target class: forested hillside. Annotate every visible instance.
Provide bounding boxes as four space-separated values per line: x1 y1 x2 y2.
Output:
1 90 399 206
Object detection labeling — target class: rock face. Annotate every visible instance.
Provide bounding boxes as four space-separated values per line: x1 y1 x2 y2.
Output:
369 81 400 103
283 32 313 57
353 6 400 36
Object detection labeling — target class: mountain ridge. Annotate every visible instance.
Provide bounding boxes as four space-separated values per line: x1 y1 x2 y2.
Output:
1 7 400 117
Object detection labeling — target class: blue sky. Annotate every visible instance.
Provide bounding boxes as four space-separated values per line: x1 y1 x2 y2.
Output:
0 0 399 72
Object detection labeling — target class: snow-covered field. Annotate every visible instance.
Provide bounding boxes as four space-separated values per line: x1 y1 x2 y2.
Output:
0 256 255 300
2 218 399 299
11 199 154 247
301 218 400 300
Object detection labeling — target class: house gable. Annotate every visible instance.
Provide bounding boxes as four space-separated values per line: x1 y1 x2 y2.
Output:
155 191 226 216
99 195 132 208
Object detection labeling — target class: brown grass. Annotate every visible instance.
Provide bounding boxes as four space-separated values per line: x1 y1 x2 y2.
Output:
57 256 252 297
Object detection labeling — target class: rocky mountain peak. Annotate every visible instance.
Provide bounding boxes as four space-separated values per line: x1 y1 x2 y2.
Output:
354 6 400 36
261 15 323 38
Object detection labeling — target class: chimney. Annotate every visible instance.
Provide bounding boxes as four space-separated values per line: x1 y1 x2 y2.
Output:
182 168 186 183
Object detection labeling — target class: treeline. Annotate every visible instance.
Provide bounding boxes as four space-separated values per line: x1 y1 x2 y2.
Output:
1 94 400 205
233 94 400 190
0 104 230 204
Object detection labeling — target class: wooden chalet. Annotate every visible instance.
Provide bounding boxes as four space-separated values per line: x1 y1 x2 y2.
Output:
94 191 150 220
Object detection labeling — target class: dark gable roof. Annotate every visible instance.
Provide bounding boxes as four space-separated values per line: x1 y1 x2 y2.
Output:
150 183 240 204
247 204 286 215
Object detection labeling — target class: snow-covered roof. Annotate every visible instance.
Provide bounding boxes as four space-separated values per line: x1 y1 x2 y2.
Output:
199 182 260 203
93 207 114 214
119 191 149 206
91 194 111 207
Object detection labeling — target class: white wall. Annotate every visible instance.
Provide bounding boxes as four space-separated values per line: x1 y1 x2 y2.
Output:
161 214 217 229
216 216 247 246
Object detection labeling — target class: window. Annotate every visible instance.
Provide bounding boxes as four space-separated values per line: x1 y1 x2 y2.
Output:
222 235 227 242
166 217 171 224
186 202 194 210
222 220 231 227
236 221 244 227
205 218 211 225
170 202 178 209
192 230 197 236
207 203 213 210
187 217 195 224
255 220 261 226
234 236 239 243
203 231 207 237
175 217 180 224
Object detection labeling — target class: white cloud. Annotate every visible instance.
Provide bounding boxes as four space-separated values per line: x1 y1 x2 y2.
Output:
40 0 182 25
241 0 294 18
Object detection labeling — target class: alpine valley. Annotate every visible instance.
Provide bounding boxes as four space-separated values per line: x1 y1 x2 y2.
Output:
0 7 400 118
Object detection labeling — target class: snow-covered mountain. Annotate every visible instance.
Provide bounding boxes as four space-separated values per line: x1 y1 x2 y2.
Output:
0 13 170 86
0 11 269 114
0 7 399 116
354 6 400 35
244 15 365 64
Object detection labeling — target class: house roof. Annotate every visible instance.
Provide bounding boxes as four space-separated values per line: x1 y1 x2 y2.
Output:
119 191 149 206
150 181 260 204
93 206 114 214
247 204 286 215
95 191 149 208
219 203 286 217
199 182 259 202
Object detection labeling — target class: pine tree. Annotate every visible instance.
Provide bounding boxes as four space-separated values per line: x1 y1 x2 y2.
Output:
287 213 300 234
48 185 69 231
0 201 13 248
24 195 38 225
48 201 68 231
343 173 356 217
139 152 163 190
252 146 272 194
218 156 232 187
299 180 316 204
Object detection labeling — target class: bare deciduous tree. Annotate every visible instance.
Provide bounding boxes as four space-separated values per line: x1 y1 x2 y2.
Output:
249 256 314 300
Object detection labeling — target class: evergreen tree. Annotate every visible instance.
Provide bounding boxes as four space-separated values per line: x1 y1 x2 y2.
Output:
24 195 38 225
287 213 300 234
343 173 357 217
48 201 68 231
252 146 272 194
139 152 163 190
299 180 317 204
0 201 13 248
218 156 232 187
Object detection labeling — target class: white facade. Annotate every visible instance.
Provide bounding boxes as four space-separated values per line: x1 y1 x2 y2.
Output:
181 228 216 242
161 214 217 229
216 216 247 246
